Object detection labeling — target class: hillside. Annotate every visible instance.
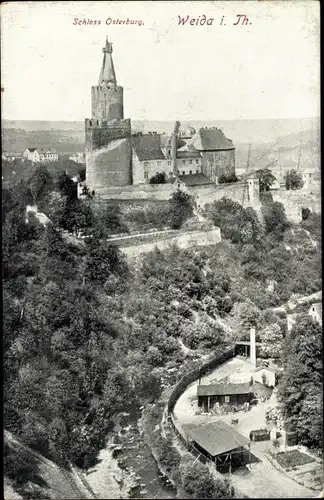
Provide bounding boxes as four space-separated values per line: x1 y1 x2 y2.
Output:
4 431 96 499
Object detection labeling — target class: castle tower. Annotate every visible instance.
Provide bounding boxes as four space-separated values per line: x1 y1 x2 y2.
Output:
85 36 132 193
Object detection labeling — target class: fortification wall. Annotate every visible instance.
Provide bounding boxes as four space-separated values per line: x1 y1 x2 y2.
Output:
272 187 321 222
86 180 261 213
116 227 222 258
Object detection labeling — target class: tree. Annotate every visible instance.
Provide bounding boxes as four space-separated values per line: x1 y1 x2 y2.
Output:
218 173 238 184
168 189 194 229
278 315 322 449
262 201 290 237
28 165 54 205
57 171 77 201
149 172 166 184
256 168 276 192
259 324 283 358
179 457 233 498
284 169 304 190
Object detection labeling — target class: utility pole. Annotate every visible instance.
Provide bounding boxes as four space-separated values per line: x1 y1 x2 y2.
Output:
242 144 252 207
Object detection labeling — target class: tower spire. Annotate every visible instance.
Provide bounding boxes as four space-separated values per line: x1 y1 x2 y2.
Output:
99 35 116 87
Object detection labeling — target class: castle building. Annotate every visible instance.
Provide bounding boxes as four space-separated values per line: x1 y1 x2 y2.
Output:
84 37 236 193
85 37 132 192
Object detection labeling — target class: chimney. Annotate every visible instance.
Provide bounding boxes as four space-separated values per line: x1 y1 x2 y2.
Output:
250 327 256 369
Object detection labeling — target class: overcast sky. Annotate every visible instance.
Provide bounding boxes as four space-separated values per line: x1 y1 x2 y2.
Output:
1 1 320 121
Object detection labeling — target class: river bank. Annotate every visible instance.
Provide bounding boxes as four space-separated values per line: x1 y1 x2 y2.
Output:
84 408 176 500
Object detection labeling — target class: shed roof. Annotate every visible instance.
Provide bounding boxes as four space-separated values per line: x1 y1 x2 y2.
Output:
178 174 214 186
197 383 251 397
132 134 166 161
183 421 250 457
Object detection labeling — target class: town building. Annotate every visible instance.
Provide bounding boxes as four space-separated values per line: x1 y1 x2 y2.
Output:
132 132 171 184
23 148 59 163
197 383 253 412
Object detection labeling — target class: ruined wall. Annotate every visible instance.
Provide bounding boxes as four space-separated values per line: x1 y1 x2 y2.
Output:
272 187 321 222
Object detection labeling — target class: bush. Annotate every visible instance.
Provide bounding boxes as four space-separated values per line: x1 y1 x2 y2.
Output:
149 172 166 184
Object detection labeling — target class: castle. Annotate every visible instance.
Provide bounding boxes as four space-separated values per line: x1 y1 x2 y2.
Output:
84 37 236 196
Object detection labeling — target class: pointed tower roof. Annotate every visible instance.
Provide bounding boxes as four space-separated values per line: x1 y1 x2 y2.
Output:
98 36 117 86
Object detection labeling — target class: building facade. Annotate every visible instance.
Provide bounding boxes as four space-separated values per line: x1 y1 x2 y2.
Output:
23 148 59 163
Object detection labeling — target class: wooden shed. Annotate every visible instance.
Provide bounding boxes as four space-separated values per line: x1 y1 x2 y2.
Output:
197 383 253 412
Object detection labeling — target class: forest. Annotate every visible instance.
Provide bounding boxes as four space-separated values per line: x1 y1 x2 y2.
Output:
3 165 322 492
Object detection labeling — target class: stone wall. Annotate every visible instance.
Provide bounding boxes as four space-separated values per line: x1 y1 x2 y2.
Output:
272 187 321 222
115 227 222 258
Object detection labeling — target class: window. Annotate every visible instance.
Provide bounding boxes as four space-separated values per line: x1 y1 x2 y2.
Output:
168 150 171 155
224 396 230 403
144 161 149 168
167 160 171 166
196 159 199 164
189 170 192 175
144 171 148 179
157 161 161 167
182 171 185 175
182 160 186 164
196 169 199 174
189 160 192 165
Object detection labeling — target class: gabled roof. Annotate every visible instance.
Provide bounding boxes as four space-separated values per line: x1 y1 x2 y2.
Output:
177 174 214 186
309 302 322 319
183 421 250 457
189 127 234 151
197 383 251 397
132 134 166 161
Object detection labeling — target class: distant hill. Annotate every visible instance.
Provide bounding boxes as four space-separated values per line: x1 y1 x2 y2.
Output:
2 117 319 149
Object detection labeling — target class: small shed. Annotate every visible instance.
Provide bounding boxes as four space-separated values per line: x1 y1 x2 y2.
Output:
197 383 253 412
183 420 251 472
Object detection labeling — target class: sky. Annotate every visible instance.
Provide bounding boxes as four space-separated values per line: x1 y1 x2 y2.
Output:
1 1 320 122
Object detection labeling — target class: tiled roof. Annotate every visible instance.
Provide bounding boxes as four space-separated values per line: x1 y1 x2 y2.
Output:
177 150 201 159
183 421 250 457
197 383 251 397
177 174 214 186
132 134 166 161
189 127 234 151
27 148 37 152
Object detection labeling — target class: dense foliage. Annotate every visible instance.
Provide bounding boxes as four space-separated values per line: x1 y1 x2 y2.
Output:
284 169 304 190
149 172 166 184
255 168 277 192
278 316 322 450
3 166 322 474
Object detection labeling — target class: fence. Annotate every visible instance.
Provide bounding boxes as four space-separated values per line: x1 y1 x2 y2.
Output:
167 345 237 415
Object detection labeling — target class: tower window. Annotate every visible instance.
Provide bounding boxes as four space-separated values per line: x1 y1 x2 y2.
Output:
168 150 171 155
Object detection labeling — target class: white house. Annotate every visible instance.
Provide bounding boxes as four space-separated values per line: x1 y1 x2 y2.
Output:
253 366 276 388
308 302 322 326
23 148 40 162
23 148 59 163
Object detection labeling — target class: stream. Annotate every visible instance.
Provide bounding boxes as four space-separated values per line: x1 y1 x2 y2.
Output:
86 403 176 500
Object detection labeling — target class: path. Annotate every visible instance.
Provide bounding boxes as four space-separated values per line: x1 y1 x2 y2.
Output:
172 358 317 498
